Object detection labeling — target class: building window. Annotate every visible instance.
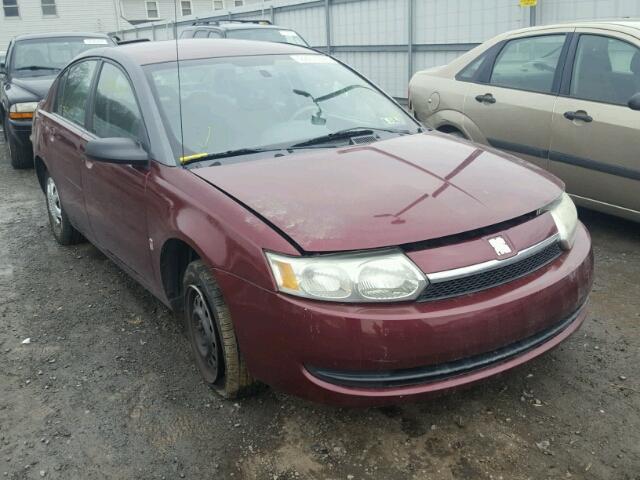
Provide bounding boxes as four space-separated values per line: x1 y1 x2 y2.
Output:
41 0 56 16
234 0 243 6
213 0 223 9
3 0 19 17
181 0 192 16
146 0 159 19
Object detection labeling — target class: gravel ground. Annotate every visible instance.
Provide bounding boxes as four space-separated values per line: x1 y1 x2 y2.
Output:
0 139 639 480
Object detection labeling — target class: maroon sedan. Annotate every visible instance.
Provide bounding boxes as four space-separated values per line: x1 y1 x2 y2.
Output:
31 40 593 406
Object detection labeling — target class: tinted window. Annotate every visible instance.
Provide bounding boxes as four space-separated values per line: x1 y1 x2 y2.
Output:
11 37 111 77
570 35 640 105
91 63 144 141
490 35 566 93
194 30 208 38
58 60 98 127
208 31 222 39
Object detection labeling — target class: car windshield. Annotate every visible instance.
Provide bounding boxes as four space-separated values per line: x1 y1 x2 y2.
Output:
11 37 111 77
145 53 419 161
225 28 308 46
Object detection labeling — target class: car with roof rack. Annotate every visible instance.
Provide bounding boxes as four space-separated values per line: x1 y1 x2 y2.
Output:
31 39 592 406
179 19 309 46
1 32 116 169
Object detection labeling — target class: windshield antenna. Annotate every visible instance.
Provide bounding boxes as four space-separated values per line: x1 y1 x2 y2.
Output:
174 0 186 165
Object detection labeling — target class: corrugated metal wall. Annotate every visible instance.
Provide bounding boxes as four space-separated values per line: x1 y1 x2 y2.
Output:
113 0 640 98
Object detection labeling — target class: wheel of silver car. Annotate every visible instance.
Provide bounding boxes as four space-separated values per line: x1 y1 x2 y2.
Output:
182 259 256 398
44 171 83 245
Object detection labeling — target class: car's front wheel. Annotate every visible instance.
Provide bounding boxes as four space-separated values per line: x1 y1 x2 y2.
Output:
45 172 83 245
4 115 34 169
183 260 256 398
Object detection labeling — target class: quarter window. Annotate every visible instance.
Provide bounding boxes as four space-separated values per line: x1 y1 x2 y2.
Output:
146 0 159 19
570 35 640 106
58 61 98 127
41 0 56 15
3 0 19 17
91 63 145 142
489 34 566 94
181 0 191 16
457 55 485 82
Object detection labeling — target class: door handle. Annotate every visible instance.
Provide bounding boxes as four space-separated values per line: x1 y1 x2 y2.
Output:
475 93 496 104
564 110 592 123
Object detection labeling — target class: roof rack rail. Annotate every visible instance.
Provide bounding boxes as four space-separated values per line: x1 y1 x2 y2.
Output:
191 19 272 26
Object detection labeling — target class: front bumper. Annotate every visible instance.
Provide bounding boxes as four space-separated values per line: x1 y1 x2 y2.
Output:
5 117 32 149
216 223 593 407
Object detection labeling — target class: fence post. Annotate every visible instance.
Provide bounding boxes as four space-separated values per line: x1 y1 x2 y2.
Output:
407 0 414 85
530 5 537 26
270 4 274 24
324 0 331 55
134 26 139 39
151 23 156 40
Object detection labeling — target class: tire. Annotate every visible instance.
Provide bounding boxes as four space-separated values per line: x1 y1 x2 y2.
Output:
4 115 34 169
183 260 255 399
44 171 83 245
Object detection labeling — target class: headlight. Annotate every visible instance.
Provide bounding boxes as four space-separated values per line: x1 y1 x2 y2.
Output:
541 192 578 250
265 250 427 302
9 102 38 120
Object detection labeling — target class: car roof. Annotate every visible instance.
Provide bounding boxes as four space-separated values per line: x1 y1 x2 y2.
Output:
505 19 640 37
13 32 112 42
88 38 314 66
186 23 292 31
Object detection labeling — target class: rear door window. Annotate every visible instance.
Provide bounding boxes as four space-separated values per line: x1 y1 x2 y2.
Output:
489 34 566 94
58 60 98 127
569 34 640 105
194 30 208 38
91 62 145 142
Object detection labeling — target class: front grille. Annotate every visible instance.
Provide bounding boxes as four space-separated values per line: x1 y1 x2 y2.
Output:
418 241 563 302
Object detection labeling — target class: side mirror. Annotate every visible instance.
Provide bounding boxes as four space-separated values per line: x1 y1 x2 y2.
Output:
628 93 640 111
85 137 149 165
0 62 6 76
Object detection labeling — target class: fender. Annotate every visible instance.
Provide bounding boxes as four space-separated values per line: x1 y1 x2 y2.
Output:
145 162 299 306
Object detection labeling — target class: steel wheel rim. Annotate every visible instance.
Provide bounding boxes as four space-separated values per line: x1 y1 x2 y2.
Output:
187 284 221 383
46 176 62 231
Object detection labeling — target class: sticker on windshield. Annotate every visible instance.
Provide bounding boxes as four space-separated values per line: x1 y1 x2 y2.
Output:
84 39 109 45
382 116 403 125
290 55 335 64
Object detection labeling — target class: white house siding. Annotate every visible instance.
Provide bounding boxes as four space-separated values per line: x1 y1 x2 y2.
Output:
0 0 126 50
119 0 268 23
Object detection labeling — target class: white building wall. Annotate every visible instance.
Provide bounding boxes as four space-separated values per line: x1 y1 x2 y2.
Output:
0 0 127 50
119 0 267 22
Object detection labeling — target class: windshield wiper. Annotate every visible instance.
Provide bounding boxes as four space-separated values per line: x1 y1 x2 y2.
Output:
179 148 285 166
290 127 413 148
15 65 60 72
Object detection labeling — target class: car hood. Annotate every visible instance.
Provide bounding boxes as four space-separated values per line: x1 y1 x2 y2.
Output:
192 132 563 252
10 76 56 100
